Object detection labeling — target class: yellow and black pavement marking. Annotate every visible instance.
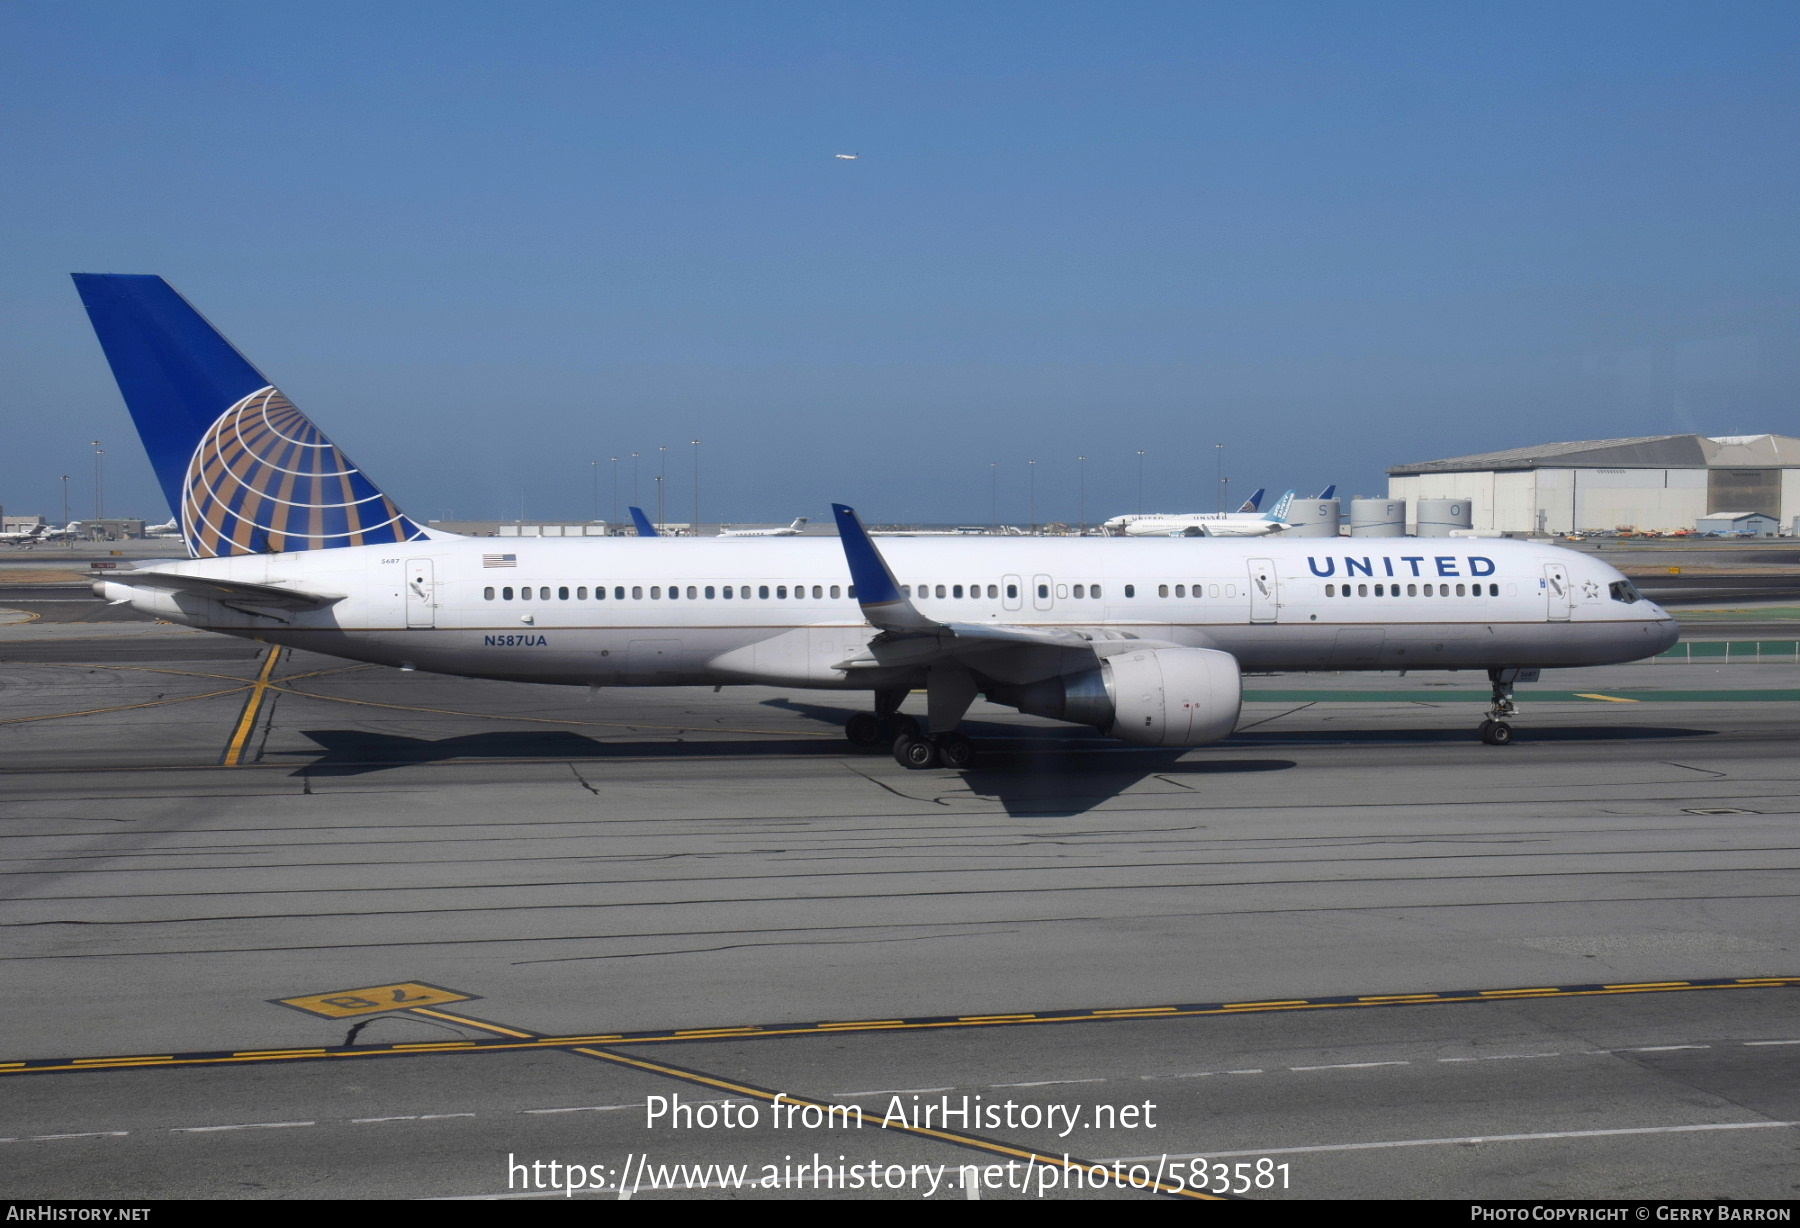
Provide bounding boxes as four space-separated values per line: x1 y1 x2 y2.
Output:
274 982 479 1019
5 975 1794 1080
219 644 282 766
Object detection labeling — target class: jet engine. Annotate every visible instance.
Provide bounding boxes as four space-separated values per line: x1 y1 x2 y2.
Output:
988 647 1242 747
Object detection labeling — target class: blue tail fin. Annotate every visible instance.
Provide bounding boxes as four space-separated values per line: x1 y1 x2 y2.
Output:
72 274 422 558
1264 490 1296 521
628 507 658 537
1315 484 1336 500
1235 487 1265 513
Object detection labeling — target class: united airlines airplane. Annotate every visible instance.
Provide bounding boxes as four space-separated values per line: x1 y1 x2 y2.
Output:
75 274 1678 767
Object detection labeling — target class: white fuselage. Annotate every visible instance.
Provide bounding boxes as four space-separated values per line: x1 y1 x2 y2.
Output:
102 535 1678 689
1111 514 1286 538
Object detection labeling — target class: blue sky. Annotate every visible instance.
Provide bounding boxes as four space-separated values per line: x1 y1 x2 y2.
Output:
3 1 1796 526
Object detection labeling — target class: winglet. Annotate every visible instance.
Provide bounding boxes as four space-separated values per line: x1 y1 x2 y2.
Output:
628 507 658 537
830 504 938 631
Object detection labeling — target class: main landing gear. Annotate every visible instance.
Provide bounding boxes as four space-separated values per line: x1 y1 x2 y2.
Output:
845 673 982 770
1478 667 1533 745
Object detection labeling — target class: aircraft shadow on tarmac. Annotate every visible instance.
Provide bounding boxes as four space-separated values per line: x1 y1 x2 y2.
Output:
284 728 851 776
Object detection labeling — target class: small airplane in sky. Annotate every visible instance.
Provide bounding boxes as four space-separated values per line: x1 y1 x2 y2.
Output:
834 153 858 160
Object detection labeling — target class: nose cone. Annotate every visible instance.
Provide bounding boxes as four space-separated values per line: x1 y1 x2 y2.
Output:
1648 608 1680 655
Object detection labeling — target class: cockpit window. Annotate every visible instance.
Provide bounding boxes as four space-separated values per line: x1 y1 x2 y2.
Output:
1609 580 1642 604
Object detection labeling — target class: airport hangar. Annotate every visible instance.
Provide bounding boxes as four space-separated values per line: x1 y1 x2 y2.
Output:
1385 432 1800 536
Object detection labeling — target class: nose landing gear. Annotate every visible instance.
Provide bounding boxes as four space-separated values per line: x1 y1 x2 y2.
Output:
1479 667 1537 745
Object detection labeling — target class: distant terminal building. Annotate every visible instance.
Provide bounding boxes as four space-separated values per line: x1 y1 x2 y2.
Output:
1387 434 1800 536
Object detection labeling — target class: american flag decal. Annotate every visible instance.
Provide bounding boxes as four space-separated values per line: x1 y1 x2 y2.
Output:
482 554 518 568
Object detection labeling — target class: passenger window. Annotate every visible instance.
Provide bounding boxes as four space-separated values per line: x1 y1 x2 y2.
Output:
539 587 550 601
1072 584 1084 599
577 587 587 599
1224 584 1236 598
722 586 733 599
650 586 661 599
953 585 964 598
484 587 495 600
1037 584 1049 599
777 586 787 599
631 586 642 599
1124 585 1135 598
1422 584 1433 596
1006 584 1017 599
1375 584 1384 596
688 586 698 599
848 585 856 598
901 585 911 598
759 585 770 599
705 586 715 599
1490 583 1500 596
1056 584 1068 599
1406 584 1416 596
1208 584 1220 598
830 585 840 599
1326 584 1336 597
1158 584 1169 598
559 586 569 600
1091 585 1101 599
1456 583 1466 596
987 584 998 598
1174 585 1184 598
614 586 626 600
936 585 946 598
1358 584 1368 597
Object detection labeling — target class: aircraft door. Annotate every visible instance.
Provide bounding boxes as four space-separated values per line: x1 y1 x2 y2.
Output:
1032 574 1054 612
1248 557 1277 624
1002 574 1023 612
405 558 436 629
1543 563 1572 621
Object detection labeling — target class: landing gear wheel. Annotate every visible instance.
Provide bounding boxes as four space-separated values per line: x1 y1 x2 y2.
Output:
934 731 975 770
1479 720 1514 746
893 733 940 769
845 712 884 750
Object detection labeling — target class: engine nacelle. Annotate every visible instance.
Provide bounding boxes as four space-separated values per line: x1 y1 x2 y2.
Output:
989 647 1242 747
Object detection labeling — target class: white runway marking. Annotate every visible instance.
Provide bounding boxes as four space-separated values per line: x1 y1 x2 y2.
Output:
171 1121 314 1133
1289 1061 1410 1071
990 1078 1106 1088
1114 1120 1799 1163
521 1104 640 1114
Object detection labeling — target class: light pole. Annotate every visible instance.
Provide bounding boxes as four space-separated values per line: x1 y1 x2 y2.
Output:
91 441 104 521
60 475 69 526
1136 449 1146 515
657 445 668 530
631 453 640 509
691 439 701 536
989 463 998 531
590 460 599 521
610 457 619 527
1028 459 1038 533
1077 456 1087 535
1215 443 1224 512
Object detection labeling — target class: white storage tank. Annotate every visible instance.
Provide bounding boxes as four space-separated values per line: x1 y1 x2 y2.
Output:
1349 498 1406 537
1283 498 1341 538
1416 498 1474 537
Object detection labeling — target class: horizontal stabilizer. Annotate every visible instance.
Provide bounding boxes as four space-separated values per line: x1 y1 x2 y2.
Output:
106 571 345 610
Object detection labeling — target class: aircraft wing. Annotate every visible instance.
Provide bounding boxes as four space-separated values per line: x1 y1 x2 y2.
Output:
829 503 1103 679
108 570 346 610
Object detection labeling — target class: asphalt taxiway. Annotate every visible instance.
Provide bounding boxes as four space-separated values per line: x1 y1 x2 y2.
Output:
0 616 1795 1200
